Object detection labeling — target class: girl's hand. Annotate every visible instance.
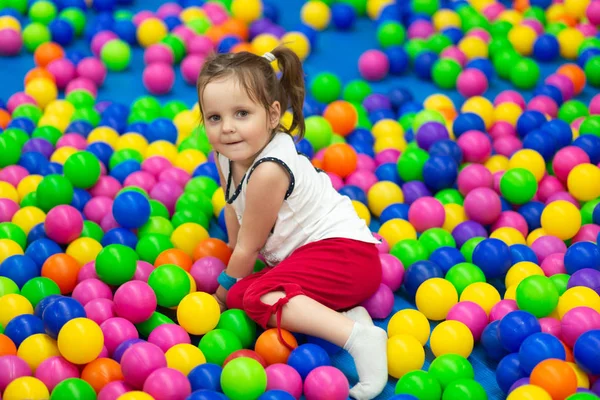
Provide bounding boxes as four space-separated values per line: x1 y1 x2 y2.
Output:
214 286 228 313
213 293 227 313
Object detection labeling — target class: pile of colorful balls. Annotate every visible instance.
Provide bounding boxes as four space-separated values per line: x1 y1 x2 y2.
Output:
1 0 600 399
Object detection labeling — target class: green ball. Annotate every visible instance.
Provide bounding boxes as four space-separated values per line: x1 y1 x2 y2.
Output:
0 276 19 296
405 38 428 60
133 96 162 114
135 312 175 338
186 16 211 34
161 34 186 63
342 80 372 103
81 221 104 242
20 192 38 208
412 109 445 132
171 209 209 230
445 262 486 296
462 13 490 33
198 328 243 366
32 125 62 146
114 10 134 20
490 21 513 39
95 244 138 286
50 378 96 400
435 188 464 205
390 239 429 268
136 233 174 264
2 128 29 149
12 104 42 123
179 126 211 155
310 72 342 104
580 199 600 225
566 393 600 400
395 370 442 400
100 39 131 71
549 274 569 296
20 277 60 308
36 174 74 212
442 379 487 400
460 237 485 263
411 0 439 16
221 357 267 400
185 176 219 198
0 222 26 250
139 216 174 238
149 200 171 219
148 264 190 307
523 6 546 25
428 354 474 390
546 22 567 36
216 309 257 348
578 37 600 55
493 49 521 80
399 112 416 132
0 135 22 168
397 147 430 182
66 90 95 109
432 59 462 89
426 33 452 54
419 228 456 254
584 56 600 87
377 21 406 48
22 22 51 52
579 116 600 137
71 108 101 126
516 275 559 318
558 100 590 124
59 7 86 36
176 192 213 217
29 1 57 25
510 58 540 89
64 151 101 189
1 0 28 14
304 116 333 151
163 100 189 119
109 149 143 170
499 168 538 205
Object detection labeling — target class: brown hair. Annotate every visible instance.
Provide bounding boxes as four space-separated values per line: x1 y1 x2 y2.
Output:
196 46 306 140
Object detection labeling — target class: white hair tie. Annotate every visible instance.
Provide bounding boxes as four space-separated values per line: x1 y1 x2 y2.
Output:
263 52 276 63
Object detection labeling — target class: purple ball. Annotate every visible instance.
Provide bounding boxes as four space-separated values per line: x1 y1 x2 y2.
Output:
592 379 600 396
249 18 274 39
113 338 146 363
362 94 392 113
452 221 488 248
22 138 54 158
531 235 567 264
567 268 600 295
508 377 530 393
416 122 450 151
263 24 286 38
402 181 432 205
95 101 112 114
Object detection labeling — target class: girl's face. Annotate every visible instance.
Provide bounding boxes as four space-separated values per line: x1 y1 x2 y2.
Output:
202 76 281 169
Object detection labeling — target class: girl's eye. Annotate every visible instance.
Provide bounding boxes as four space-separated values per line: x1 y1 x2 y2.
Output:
208 115 220 122
237 110 248 117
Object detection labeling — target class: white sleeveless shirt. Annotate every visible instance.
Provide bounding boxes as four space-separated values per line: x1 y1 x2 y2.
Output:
217 132 379 266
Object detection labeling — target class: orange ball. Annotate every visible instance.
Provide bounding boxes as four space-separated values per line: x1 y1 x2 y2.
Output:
530 359 578 400
0 334 17 356
41 253 81 294
322 143 358 178
555 14 577 27
312 158 324 170
254 328 298 365
220 18 249 41
155 248 193 272
557 64 586 95
0 109 10 129
231 42 254 53
24 67 55 86
33 42 65 68
438 107 457 122
514 0 530 12
322 101 358 136
193 238 232 264
205 25 228 45
81 357 124 393
560 340 574 362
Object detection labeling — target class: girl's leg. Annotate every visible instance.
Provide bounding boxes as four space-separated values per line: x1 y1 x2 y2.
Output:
225 267 273 310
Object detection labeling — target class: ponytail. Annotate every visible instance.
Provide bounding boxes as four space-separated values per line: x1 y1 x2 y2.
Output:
271 46 306 140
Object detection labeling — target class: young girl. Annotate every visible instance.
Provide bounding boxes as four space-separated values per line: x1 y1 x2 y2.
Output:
197 46 388 400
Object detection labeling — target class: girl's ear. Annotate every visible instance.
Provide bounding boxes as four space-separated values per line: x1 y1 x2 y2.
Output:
269 101 281 129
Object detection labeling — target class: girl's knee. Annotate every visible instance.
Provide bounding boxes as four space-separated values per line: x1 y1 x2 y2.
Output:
226 284 245 310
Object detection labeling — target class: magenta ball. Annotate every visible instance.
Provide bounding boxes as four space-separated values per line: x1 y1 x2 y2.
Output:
457 164 493 195
101 212 120 232
150 181 183 215
537 175 565 203
144 44 174 65
360 283 394 319
46 58 76 89
483 3 505 19
124 171 157 193
540 253 566 276
545 74 575 101
527 95 558 118
76 57 107 86
345 170 378 193
265 363 303 399
204 2 228 24
494 136 523 157
489 299 518 322
44 204 84 244
491 211 529 237
441 46 467 67
560 306 600 347
158 167 190 187
186 35 213 56
374 148 401 165
56 133 88 150
142 156 173 176
134 260 155 282
143 62 175 95
446 301 489 341
358 49 389 81
545 191 580 208
0 28 23 56
173 27 195 45
78 262 98 282
327 173 344 191
98 380 134 400
457 68 488 98
539 317 562 338
587 1 600 25
85 298 116 325
0 199 19 223
304 366 350 400
356 153 376 172
84 196 113 224
157 2 182 18
531 236 568 264
65 76 98 97
148 324 191 353
457 130 492 163
522 19 544 35
120 342 167 389
407 20 434 39
373 233 390 253
113 281 157 323
190 256 225 294
72 278 113 306
572 224 600 244
101 317 140 356
464 187 502 225
552 146 590 182
408 196 445 232
90 175 122 198
380 253 404 292
0 165 28 186
589 94 600 115
91 31 119 56
489 121 516 139
143 367 192 400
0 355 31 391
181 54 206 85
494 90 526 109
466 28 491 43
133 10 154 26
35 356 79 391
6 92 36 113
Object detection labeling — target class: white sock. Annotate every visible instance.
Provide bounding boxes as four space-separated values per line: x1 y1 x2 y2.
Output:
342 306 374 326
344 322 388 400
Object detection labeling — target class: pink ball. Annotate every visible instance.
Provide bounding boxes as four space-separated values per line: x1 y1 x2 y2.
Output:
539 317 562 338
457 164 493 195
464 187 502 225
148 324 191 353
374 148 401 165
66 77 98 97
304 366 350 400
6 92 36 113
489 121 517 139
83 198 112 226
181 54 205 85
356 153 377 172
441 46 467 67
313 148 325 161
265 363 303 399
85 298 116 325
490 299 518 321
124 171 157 193
57 133 88 150
35 356 79 391
78 262 98 282
408 196 445 232
98 381 134 400
46 58 76 90
157 2 182 18
121 342 167 389
536 175 565 203
100 212 120 232
407 20 434 39
91 31 119 57
571 117 585 131
133 10 155 26
380 253 404 291
572 224 600 244
545 74 575 101
494 90 526 109
0 165 28 186
345 170 378 192
150 180 183 215
360 283 394 319
144 44 174 65
190 256 225 294
358 49 389 81
143 157 172 176
521 19 545 35
527 95 558 118
100 317 140 356
491 211 529 237
158 167 190 187
0 355 31 391
77 57 107 86
465 28 491 43
373 233 390 253
143 367 191 400
113 281 157 323
457 130 492 163
540 253 566 276
493 171 504 194
0 28 23 56
561 306 600 347
134 260 155 282
587 1 600 25
446 301 489 341
44 204 84 244
590 94 600 115
578 23 598 37
0 199 19 222
327 173 344 191
531 236 567 264
143 63 175 95
494 136 523 157
482 3 506 20
90 175 122 198
173 26 196 45
545 191 580 208
72 278 113 306
203 2 229 24
186 35 214 56
552 146 590 182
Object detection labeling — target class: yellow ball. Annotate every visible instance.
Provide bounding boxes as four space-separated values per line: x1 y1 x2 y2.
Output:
372 119 404 139
231 0 263 23
180 7 206 24
387 334 425 379
186 271 197 293
50 146 78 165
416 278 458 321
430 320 474 358
66 237 103 266
509 149 546 182
146 140 178 163
0 239 24 264
301 0 331 30
352 200 371 226
367 181 404 217
174 110 200 140
57 317 104 364
177 292 220 335
471 0 494 11
387 309 431 346
461 96 495 130
547 4 567 22
460 282 501 316
367 0 394 19
374 135 407 153
494 102 523 126
38 113 69 132
0 181 19 203
11 206 46 236
88 126 120 147
432 9 461 31
443 203 467 232
45 99 75 118
567 361 590 389
165 343 207 375
0 293 32 328
25 78 57 109
116 133 149 154
497 9 523 25
378 218 416 248
567 163 600 201
508 25 537 56
117 392 156 400
564 0 589 19
251 33 280 55
557 28 585 60
557 286 600 318
174 149 207 174
0 16 21 32
458 36 488 60
17 333 60 373
507 385 552 400
485 155 509 174
211 187 226 218
281 31 311 61
17 175 43 200
137 18 168 48
171 222 209 257
3 377 50 400
423 94 455 112
504 284 517 301
540 200 581 241
505 261 545 288
490 227 526 246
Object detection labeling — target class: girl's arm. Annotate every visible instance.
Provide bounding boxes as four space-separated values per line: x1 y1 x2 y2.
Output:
214 156 240 249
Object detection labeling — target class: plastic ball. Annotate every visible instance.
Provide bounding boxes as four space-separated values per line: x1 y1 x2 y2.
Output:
304 366 349 400
430 320 474 358
540 200 582 240
358 49 389 81
177 292 220 335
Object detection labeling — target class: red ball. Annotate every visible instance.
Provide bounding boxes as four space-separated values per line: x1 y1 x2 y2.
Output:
223 349 267 368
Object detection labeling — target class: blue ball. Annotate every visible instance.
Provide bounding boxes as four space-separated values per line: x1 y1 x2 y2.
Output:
65 49 86 66
27 223 48 245
385 46 410 75
41 161 63 176
466 58 495 81
593 202 600 225
287 344 331 379
4 314 45 347
429 139 463 165
101 227 139 249
573 134 600 164
185 390 229 400
258 391 295 400
305 335 341 356
573 329 600 375
25 238 62 269
331 3 356 30
113 19 137 44
295 138 314 159
564 241 600 275
510 244 538 265
517 201 544 232
34 294 62 319
380 203 410 223
534 84 564 106
496 353 528 394
578 48 600 69
403 260 444 297
347 128 375 146
533 34 560 62
8 118 35 134
66 120 94 137
399 101 423 115
42 296 86 339
56 0 87 11
523 129 558 161
351 141 375 157
472 238 512 279
518 332 566 375
217 35 242 53
414 51 438 80
99 116 126 134
302 95 323 117
193 162 220 182
516 110 547 138
102 102 129 120
378 4 403 24
18 152 49 175
208 220 227 243
453 112 486 138
375 162 402 185
87 142 114 168
92 0 116 12
480 320 509 362
529 0 552 9
338 185 367 204
49 18 74 45
112 191 151 229
71 188 92 212
387 87 413 110
541 119 572 149
423 155 458 192
429 246 465 274
110 160 141 184
498 310 541 353
368 109 395 124
127 121 149 136
188 363 222 392
295 24 318 49
0 255 39 288
441 27 463 45
262 1 279 23
163 15 181 31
